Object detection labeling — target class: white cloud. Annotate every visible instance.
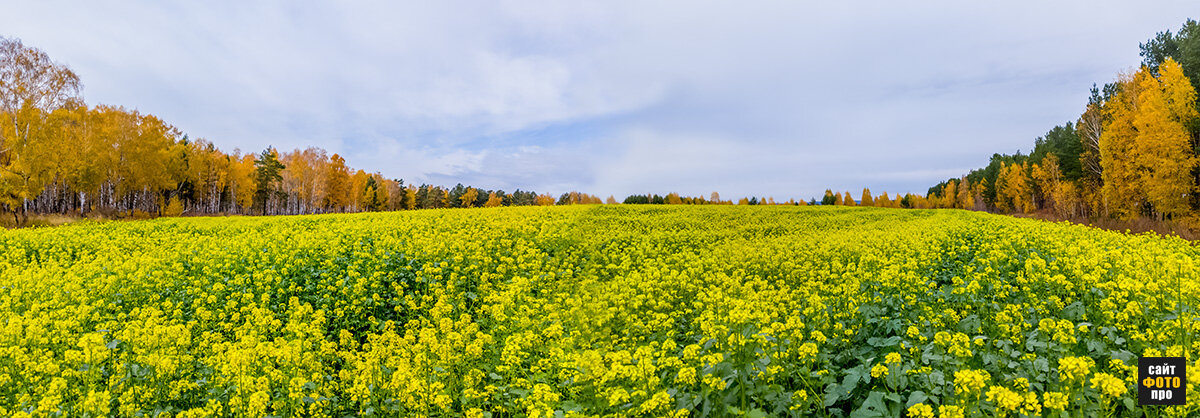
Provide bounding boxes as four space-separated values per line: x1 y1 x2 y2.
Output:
1 1 1196 198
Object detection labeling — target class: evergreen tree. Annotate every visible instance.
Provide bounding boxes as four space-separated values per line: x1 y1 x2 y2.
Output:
252 148 285 215
821 189 836 205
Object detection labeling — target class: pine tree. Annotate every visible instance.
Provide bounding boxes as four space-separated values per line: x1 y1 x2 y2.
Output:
252 148 285 215
822 189 836 205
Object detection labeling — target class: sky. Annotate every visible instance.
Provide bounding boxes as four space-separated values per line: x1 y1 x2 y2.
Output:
1 2 1196 201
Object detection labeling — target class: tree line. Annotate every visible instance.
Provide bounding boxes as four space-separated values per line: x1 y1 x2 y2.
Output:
926 19 1200 223
0 36 601 225
10 19 1196 226
618 190 940 208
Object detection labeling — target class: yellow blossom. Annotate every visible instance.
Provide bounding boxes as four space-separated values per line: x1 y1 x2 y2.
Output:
1091 372 1126 398
871 363 889 379
906 403 933 418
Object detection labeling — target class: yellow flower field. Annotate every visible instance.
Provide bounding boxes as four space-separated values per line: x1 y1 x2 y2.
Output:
0 205 1196 417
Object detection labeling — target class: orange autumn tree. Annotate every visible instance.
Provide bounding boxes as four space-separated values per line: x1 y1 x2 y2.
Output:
956 177 973 210
1133 59 1198 219
0 37 81 223
1100 72 1143 219
1098 60 1199 220
1031 154 1063 217
940 180 958 209
875 192 892 208
323 154 350 211
485 192 504 207
460 187 479 208
994 162 1034 214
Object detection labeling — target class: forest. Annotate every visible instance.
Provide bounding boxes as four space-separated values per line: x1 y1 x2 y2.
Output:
0 36 605 225
925 19 1200 226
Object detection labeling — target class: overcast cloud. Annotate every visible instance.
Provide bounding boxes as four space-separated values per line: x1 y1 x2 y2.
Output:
1 1 1195 200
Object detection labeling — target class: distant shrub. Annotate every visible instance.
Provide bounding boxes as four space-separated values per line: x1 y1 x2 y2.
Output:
163 196 184 217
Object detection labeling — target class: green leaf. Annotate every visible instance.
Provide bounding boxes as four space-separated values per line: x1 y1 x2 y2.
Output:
849 391 887 418
868 336 901 347
1111 350 1135 362
957 315 981 332
1033 357 1050 373
824 390 842 407
1062 301 1086 320
560 401 582 412
844 365 867 391
906 391 928 407
929 370 945 386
